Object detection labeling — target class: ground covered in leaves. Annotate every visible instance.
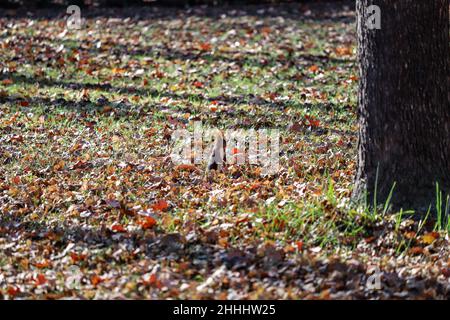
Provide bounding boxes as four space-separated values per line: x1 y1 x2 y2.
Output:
0 2 449 299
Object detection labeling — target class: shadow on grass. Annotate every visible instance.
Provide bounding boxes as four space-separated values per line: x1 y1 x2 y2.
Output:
0 216 447 299
1 72 356 136
0 1 355 23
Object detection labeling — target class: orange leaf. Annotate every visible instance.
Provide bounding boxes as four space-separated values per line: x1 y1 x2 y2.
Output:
11 176 21 185
35 274 47 285
90 275 103 286
112 67 125 74
53 160 65 171
404 231 416 239
421 232 439 244
151 200 168 212
139 216 157 229
261 26 271 35
70 252 87 262
335 46 353 56
148 273 157 284
33 260 51 269
308 65 319 73
143 273 161 288
193 81 204 89
199 42 212 51
111 223 126 233
305 115 320 128
174 164 200 172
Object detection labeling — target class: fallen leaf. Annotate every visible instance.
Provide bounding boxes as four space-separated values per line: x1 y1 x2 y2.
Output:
308 65 319 73
110 223 126 233
151 199 169 212
409 247 424 255
139 216 157 229
421 232 439 244
35 274 47 285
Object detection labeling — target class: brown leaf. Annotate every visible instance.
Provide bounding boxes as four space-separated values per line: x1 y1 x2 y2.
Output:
2 79 13 85
174 164 200 172
409 247 424 255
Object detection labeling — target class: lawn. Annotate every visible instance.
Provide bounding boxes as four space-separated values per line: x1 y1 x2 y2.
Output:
0 2 448 299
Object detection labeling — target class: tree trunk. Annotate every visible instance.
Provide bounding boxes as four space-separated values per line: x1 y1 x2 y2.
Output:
354 0 450 213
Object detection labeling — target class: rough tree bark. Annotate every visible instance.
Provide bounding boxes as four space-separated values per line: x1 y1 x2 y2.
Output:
354 0 450 213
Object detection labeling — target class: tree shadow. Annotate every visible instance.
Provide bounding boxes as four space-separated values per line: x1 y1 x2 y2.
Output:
0 1 355 23
1 72 356 136
0 216 447 299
